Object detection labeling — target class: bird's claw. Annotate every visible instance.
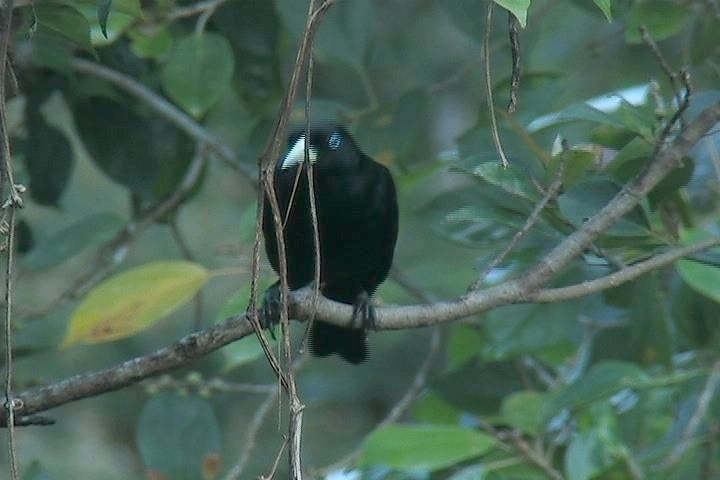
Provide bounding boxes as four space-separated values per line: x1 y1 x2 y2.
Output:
258 282 281 339
351 290 377 332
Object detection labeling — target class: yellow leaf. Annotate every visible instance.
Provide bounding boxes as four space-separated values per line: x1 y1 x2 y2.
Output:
62 261 209 347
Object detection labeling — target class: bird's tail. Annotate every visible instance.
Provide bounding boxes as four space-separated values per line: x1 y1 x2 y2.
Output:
310 321 368 364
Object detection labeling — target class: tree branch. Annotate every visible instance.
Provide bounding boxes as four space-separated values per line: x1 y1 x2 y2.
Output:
1 101 717 428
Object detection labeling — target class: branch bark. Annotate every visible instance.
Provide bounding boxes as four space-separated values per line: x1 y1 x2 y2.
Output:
1 98 718 428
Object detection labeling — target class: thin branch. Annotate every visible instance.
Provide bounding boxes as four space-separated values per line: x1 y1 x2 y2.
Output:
167 0 230 21
1 0 21 475
639 25 686 128
26 142 208 319
470 156 565 291
530 237 720 303
69 58 255 182
663 359 720 468
507 11 521 113
1 101 718 428
484 1 510 168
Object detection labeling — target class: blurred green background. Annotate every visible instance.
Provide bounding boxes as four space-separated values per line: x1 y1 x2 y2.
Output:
3 0 720 479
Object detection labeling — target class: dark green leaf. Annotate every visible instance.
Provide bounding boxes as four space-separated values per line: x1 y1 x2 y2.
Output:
35 3 93 53
558 179 650 237
97 0 112 38
22 213 123 270
74 97 194 203
543 361 647 421
137 394 221 480
162 33 235 118
625 1 690 44
359 425 495 471
23 115 74 207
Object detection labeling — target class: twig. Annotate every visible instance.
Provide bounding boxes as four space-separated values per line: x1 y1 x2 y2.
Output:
469 156 565 291
26 141 208 319
509 432 564 480
223 356 306 480
1 102 718 430
1 0 21 474
299 49 321 356
639 25 686 128
260 436 289 480
507 11 521 113
167 0 231 21
484 1 510 168
169 219 204 330
69 58 255 182
529 237 720 303
663 359 720 468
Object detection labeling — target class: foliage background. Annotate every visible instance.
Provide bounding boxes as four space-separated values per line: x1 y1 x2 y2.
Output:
2 0 720 479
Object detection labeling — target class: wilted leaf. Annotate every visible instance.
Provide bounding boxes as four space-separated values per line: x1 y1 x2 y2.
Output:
359 425 495 471
63 261 209 346
162 33 235 118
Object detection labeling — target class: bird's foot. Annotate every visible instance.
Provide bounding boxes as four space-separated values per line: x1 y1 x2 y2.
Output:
351 290 377 332
257 282 281 338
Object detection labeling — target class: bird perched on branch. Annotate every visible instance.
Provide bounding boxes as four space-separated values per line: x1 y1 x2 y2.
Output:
260 123 398 363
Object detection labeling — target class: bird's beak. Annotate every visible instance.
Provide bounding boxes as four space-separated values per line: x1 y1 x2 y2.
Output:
281 135 318 170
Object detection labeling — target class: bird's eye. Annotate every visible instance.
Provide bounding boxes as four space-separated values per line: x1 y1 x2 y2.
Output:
327 132 342 150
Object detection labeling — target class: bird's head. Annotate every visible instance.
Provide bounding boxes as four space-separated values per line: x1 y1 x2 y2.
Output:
280 124 360 171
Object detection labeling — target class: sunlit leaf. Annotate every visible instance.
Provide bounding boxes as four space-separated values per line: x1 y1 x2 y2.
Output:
494 0 530 28
593 0 612 21
359 425 495 471
162 32 235 118
63 261 209 346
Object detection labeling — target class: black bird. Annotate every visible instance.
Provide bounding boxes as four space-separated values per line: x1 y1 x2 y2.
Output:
260 123 398 363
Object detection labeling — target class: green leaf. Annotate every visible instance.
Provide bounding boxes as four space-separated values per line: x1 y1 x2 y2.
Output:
592 0 612 22
74 97 195 202
494 0 530 28
471 161 539 201
129 26 173 59
412 394 463 425
137 394 221 480
22 213 123 270
23 114 74 207
359 425 495 471
62 261 209 346
97 0 112 38
35 3 93 53
215 286 274 369
678 259 720 304
500 391 547 435
558 179 650 237
565 431 605 480
162 32 235 118
448 324 484 369
625 1 690 44
543 361 647 420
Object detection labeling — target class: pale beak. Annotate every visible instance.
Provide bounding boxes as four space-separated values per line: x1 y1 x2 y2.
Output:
281 135 318 170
